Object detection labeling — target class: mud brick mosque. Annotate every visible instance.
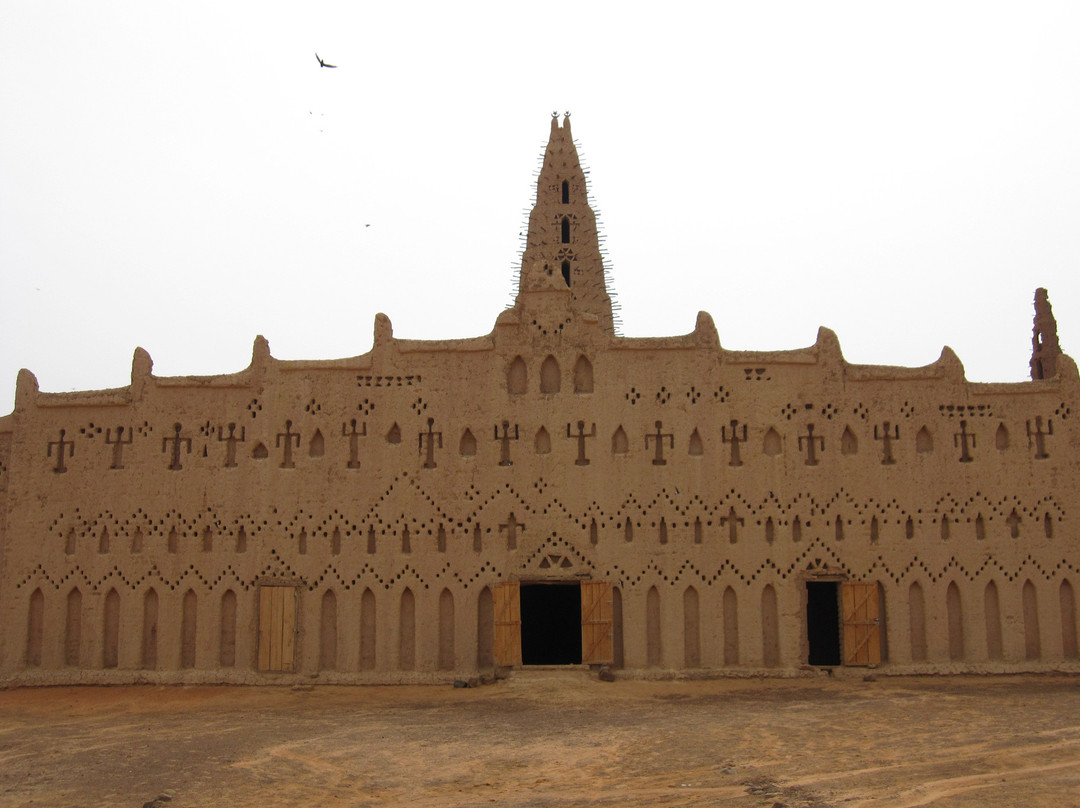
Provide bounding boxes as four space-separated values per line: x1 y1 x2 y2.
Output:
2 115 1078 684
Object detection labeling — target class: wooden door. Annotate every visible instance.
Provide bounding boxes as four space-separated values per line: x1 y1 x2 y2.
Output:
258 585 297 672
842 581 881 666
580 580 613 665
493 581 521 667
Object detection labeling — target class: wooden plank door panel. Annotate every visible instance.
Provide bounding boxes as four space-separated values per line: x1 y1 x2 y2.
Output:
842 582 881 666
580 581 613 664
493 581 521 667
258 586 297 672
280 587 296 672
258 586 273 671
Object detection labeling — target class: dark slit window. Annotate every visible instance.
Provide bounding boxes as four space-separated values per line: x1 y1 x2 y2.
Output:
562 180 570 203
561 217 570 243
561 261 571 286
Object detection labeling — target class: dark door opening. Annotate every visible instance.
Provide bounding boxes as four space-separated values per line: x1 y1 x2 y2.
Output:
521 583 581 665
806 581 841 666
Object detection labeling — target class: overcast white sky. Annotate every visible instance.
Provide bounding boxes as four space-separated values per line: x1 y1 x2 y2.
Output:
2 2 1079 411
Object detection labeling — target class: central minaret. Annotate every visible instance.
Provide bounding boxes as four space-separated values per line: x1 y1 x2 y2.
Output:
517 114 614 333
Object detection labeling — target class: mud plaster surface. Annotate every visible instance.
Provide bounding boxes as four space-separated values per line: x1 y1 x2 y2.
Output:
0 673 1078 807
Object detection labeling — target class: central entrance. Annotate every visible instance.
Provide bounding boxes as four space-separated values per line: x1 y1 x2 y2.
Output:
492 580 613 668
521 583 582 664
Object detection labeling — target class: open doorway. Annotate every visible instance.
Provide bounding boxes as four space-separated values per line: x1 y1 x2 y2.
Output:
521 582 582 664
806 581 841 666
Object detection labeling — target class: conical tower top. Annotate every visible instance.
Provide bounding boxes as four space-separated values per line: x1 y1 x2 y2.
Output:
516 114 613 333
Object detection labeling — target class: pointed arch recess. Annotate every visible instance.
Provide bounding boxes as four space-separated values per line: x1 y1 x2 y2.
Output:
540 355 561 394
573 355 594 393
507 356 527 395
646 587 662 668
26 588 44 668
320 589 338 671
103 588 120 669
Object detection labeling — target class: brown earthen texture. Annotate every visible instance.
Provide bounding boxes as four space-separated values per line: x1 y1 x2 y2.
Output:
1 116 1079 685
1 675 1079 807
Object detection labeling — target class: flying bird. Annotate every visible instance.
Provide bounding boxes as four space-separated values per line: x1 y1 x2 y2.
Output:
316 53 337 68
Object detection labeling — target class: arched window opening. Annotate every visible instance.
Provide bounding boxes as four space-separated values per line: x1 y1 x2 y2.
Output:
507 356 527 395
65 588 82 667
540 355 560 394
438 589 455 671
1061 580 1078 660
26 589 44 667
916 426 933 453
573 355 593 393
946 582 964 661
761 585 780 667
360 588 376 670
220 590 237 668
909 582 927 662
561 217 570 243
723 587 739 666
995 422 1010 450
181 590 197 669
534 426 551 454
142 589 158 669
646 587 661 667
612 426 629 455
399 588 416 671
763 428 782 456
1023 580 1041 661
103 588 120 669
984 581 1003 660
561 180 570 203
459 428 477 457
320 590 338 671
477 587 494 668
683 587 700 668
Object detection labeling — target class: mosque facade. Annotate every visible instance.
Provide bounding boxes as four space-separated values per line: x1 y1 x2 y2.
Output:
1 116 1078 684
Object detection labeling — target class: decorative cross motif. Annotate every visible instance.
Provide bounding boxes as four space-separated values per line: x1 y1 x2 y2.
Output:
645 421 674 466
500 512 525 549
47 429 75 474
720 506 744 544
342 419 367 468
874 422 899 465
566 421 596 466
104 426 133 470
1026 416 1052 460
494 421 519 467
419 417 443 468
798 424 824 466
276 420 300 468
722 419 747 467
954 419 976 463
162 423 192 471
217 423 246 468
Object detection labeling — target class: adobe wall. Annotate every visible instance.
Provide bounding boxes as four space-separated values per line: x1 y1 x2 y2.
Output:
2 307 1079 683
1 115 1078 684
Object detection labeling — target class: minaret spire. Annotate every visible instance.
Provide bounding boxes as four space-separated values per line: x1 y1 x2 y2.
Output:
517 113 613 333
1031 287 1061 380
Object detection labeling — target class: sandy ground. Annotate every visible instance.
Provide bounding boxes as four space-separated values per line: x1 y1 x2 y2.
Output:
0 672 1078 808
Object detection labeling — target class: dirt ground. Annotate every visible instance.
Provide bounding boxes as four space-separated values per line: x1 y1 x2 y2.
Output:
0 672 1078 808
